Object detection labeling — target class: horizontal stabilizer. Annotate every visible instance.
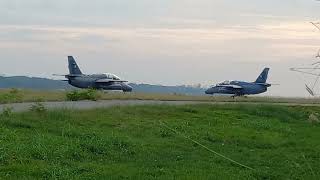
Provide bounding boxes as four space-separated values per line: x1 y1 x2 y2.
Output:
255 83 273 87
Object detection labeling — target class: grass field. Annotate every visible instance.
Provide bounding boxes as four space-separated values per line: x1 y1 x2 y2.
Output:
0 104 320 179
0 88 320 105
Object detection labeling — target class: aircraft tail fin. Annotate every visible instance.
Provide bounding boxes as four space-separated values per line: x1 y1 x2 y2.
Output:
255 68 270 83
68 56 82 75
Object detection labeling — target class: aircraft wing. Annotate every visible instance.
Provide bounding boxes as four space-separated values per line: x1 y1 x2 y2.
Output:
216 84 243 89
95 79 128 83
53 74 83 78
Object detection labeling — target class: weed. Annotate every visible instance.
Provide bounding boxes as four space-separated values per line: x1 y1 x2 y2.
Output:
29 102 47 113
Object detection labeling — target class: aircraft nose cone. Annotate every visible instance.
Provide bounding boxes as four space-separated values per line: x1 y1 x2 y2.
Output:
205 88 212 94
205 87 217 95
123 84 133 92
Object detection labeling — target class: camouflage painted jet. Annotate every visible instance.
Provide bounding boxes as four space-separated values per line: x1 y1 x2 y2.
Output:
205 68 271 97
55 56 132 92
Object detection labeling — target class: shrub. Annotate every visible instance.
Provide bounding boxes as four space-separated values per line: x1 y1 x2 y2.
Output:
66 89 100 101
66 90 80 101
30 102 47 113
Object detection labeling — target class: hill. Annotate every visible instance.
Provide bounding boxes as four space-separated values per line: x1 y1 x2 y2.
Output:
0 76 205 95
0 76 72 90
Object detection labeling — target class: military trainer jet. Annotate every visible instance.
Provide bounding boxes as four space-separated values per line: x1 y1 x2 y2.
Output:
55 56 132 92
205 68 271 97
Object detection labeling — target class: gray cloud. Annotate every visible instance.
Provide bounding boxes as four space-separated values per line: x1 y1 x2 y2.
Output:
0 0 318 27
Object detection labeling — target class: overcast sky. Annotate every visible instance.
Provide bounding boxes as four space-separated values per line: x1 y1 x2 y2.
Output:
0 0 320 97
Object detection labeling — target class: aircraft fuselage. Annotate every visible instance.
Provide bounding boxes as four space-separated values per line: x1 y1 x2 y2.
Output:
205 81 270 96
68 74 132 92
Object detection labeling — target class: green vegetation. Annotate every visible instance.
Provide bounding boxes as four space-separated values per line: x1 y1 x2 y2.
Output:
66 89 101 101
0 104 320 179
29 102 47 113
0 88 320 105
0 88 23 103
0 89 65 103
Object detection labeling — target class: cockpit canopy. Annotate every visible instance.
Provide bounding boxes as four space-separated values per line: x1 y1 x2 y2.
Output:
217 80 231 86
210 80 239 87
103 73 121 80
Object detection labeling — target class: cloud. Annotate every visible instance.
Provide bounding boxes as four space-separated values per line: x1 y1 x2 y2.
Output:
0 20 318 61
0 0 319 97
0 0 318 28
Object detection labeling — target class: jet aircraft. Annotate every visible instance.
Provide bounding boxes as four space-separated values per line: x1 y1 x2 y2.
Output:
55 56 132 92
205 68 271 97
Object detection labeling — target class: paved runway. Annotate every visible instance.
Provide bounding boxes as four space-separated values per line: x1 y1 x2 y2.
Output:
0 100 319 112
0 100 203 112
